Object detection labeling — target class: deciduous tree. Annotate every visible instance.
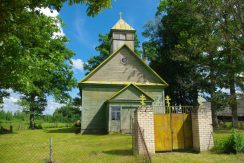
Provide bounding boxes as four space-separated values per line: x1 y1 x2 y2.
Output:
0 0 111 128
84 32 141 74
143 0 243 127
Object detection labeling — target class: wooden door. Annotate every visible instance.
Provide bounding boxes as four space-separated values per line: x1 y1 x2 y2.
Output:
154 114 172 151
121 107 136 133
154 113 192 152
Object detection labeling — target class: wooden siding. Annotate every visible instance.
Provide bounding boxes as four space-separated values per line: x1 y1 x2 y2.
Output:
111 39 134 52
110 85 153 102
81 84 164 133
86 47 162 84
138 86 165 106
81 86 123 132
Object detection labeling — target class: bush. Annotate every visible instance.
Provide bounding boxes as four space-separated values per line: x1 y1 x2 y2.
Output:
74 120 81 127
34 123 43 129
40 122 73 129
214 129 244 153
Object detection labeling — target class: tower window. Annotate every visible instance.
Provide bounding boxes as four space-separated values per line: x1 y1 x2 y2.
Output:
126 33 134 40
119 33 126 40
112 32 134 41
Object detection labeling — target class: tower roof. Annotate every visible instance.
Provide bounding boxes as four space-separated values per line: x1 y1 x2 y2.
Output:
111 18 135 31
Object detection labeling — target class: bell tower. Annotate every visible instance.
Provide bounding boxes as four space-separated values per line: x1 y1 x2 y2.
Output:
110 13 136 53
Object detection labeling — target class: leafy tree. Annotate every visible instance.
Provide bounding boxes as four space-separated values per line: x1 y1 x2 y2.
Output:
210 0 244 127
143 0 243 127
84 32 141 74
0 110 13 121
0 0 111 128
143 6 200 106
0 0 111 102
52 97 81 123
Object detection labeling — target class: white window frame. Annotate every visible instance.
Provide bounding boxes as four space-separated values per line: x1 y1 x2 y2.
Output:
111 106 121 121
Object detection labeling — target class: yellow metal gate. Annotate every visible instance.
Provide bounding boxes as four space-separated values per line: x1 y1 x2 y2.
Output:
154 111 193 152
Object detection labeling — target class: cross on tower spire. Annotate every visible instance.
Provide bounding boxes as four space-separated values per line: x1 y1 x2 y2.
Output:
119 12 122 19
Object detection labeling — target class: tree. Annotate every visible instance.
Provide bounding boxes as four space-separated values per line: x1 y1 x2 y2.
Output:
84 32 141 74
53 97 81 123
16 13 77 128
143 4 200 106
211 0 244 127
0 0 111 102
0 0 111 128
143 0 243 127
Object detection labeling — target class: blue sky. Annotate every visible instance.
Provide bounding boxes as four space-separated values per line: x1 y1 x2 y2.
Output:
60 0 159 97
3 0 160 114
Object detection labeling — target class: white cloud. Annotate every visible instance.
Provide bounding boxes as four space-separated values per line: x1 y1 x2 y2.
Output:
54 23 65 37
73 17 94 48
217 46 224 51
43 100 64 115
219 88 243 96
37 7 64 37
2 89 63 115
3 90 21 113
38 7 59 17
71 58 84 71
220 88 230 94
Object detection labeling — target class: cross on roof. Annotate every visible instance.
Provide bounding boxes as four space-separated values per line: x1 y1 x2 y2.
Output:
165 95 171 113
165 95 171 108
119 12 122 19
140 94 146 106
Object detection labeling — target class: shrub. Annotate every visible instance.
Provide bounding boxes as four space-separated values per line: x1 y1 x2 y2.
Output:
74 120 81 127
34 123 43 129
214 129 244 153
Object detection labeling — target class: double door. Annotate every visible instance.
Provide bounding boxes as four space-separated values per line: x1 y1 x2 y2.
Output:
121 107 136 133
154 113 193 152
110 106 136 133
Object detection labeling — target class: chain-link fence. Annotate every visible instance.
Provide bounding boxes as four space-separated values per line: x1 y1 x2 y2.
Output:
0 142 49 163
0 122 74 133
0 135 147 163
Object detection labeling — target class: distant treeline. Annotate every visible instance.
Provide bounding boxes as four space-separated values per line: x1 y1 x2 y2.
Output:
0 105 80 123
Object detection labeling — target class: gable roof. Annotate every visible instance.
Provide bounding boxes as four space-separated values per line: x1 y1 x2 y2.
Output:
80 44 168 86
112 18 135 31
108 84 154 102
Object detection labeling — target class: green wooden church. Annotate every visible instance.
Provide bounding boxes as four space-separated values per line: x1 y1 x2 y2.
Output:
79 17 168 134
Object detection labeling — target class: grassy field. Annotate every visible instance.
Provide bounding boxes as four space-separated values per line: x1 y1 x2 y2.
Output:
0 128 244 163
0 121 74 130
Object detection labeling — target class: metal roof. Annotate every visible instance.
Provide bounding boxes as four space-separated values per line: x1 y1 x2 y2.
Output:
111 18 135 31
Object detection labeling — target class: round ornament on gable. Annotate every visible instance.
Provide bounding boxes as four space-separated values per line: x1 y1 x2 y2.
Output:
120 57 128 65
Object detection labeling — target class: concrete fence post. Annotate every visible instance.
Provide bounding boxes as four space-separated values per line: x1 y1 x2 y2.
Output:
191 106 214 152
133 106 155 155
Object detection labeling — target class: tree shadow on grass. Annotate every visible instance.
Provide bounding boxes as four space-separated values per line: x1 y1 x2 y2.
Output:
45 127 80 134
103 149 133 156
156 149 198 154
0 127 16 135
0 131 17 135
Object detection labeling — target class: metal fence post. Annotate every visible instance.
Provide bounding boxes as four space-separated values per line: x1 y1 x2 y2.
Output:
49 136 52 163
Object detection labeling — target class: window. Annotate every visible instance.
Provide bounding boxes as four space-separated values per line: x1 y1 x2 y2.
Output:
113 33 120 39
111 106 120 120
126 33 134 40
119 33 126 40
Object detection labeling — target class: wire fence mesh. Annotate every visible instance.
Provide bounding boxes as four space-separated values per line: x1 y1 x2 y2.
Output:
0 142 49 163
0 133 146 163
0 121 74 132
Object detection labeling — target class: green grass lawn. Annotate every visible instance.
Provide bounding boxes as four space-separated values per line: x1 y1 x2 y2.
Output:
0 128 244 163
